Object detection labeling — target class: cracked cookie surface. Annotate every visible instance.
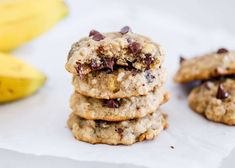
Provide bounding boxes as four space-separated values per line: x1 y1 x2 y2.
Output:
70 87 169 121
188 78 235 125
67 110 167 145
174 49 235 83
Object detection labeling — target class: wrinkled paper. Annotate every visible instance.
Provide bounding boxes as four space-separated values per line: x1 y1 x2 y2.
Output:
0 1 235 168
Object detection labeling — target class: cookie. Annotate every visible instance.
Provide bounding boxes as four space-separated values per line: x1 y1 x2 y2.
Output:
174 48 235 83
67 110 167 145
188 78 235 125
70 87 170 121
65 27 164 78
72 66 166 99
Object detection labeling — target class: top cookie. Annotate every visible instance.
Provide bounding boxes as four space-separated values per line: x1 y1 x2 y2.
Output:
174 48 235 83
65 26 164 78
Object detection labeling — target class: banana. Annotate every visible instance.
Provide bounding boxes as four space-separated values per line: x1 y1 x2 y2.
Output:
0 0 68 51
0 53 46 103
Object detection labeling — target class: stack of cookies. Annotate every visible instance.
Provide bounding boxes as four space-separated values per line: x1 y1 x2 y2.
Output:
174 48 235 126
65 26 169 145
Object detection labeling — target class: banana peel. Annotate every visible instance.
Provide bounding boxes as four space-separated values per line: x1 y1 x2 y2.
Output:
0 53 46 103
0 0 68 51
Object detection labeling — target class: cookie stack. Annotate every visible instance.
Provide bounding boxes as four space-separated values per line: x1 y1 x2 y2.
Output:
65 26 169 145
174 48 235 126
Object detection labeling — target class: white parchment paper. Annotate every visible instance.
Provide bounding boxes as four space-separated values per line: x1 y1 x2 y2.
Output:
0 0 235 167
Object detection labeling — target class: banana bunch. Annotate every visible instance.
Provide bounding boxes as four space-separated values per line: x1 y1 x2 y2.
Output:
0 0 68 51
0 53 46 103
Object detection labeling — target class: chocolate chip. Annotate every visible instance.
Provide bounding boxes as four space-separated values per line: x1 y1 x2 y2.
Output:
145 71 155 83
216 84 229 99
89 29 99 37
128 42 141 55
144 54 153 70
126 38 132 43
170 146 175 149
103 99 120 108
102 57 115 71
90 57 115 72
217 48 229 54
75 62 83 78
120 26 131 35
115 128 123 134
92 33 105 41
180 56 186 64
115 127 124 139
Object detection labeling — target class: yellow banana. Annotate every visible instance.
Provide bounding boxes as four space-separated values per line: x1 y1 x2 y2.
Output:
0 0 68 51
0 53 46 103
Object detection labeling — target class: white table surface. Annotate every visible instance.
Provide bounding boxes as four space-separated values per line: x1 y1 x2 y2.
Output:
0 0 235 167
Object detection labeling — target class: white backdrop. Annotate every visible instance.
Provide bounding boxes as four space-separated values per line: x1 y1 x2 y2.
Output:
0 0 235 167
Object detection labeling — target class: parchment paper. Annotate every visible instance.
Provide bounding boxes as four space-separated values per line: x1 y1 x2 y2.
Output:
0 0 235 167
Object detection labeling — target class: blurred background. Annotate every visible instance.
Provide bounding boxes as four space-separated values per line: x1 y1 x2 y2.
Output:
0 0 234 168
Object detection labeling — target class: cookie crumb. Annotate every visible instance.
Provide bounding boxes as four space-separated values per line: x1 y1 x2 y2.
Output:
217 48 229 54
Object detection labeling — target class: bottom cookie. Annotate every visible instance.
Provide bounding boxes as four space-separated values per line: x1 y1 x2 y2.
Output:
67 110 167 145
188 78 235 125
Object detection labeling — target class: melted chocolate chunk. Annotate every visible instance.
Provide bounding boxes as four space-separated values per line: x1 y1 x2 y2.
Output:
180 56 186 64
145 71 155 83
128 42 141 55
103 57 115 71
144 54 153 70
120 26 131 35
90 57 116 72
217 48 229 54
103 99 120 108
75 62 83 78
89 30 99 37
92 33 105 41
216 84 229 99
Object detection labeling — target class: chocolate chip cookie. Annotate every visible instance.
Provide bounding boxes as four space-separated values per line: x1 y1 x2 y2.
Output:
66 27 169 145
67 110 167 145
174 48 235 83
70 87 170 121
188 78 235 125
72 66 166 99
65 27 164 78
